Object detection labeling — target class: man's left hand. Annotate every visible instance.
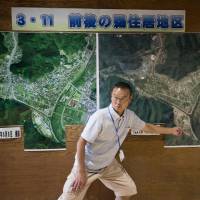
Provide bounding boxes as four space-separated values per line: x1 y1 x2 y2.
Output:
171 127 183 136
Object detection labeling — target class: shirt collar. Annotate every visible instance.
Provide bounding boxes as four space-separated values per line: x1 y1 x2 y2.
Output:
108 104 126 121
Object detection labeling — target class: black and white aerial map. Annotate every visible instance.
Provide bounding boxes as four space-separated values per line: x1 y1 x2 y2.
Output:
99 33 200 147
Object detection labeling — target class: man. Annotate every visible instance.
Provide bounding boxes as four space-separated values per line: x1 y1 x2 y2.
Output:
58 82 183 200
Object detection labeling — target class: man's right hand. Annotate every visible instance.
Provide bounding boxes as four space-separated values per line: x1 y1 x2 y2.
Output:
71 169 87 192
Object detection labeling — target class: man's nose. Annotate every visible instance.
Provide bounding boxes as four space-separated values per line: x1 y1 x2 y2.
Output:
116 99 121 104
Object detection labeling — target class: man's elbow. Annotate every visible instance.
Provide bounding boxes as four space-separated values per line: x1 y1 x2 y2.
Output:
77 136 87 146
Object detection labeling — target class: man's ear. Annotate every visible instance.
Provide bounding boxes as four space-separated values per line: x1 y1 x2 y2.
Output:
129 95 133 103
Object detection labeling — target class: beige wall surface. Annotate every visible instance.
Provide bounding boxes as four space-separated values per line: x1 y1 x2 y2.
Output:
1 126 200 200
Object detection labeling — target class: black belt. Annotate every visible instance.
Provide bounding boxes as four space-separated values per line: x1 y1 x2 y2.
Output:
87 166 106 174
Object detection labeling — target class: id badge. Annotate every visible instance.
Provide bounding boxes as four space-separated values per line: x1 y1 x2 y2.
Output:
119 149 125 162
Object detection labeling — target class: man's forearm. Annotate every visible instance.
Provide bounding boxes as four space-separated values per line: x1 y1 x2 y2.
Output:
71 136 87 191
76 137 87 172
143 124 173 134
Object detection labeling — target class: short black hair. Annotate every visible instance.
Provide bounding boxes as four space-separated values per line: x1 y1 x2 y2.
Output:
111 81 133 96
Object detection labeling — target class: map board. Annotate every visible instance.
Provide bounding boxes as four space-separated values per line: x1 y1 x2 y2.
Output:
1 32 200 149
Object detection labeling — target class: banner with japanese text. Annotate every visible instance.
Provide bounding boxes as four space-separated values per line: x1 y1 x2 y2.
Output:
12 8 185 32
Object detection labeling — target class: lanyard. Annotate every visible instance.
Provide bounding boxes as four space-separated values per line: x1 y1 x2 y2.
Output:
108 107 124 149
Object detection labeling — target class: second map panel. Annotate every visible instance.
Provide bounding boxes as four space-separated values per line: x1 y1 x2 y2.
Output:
99 33 200 147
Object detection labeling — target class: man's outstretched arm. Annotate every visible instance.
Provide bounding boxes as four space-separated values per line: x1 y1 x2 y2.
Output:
142 123 183 136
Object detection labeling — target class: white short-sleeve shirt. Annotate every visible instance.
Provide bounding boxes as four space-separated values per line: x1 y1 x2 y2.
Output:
76 104 145 171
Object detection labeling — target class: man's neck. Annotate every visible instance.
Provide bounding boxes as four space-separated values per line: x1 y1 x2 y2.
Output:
113 108 124 117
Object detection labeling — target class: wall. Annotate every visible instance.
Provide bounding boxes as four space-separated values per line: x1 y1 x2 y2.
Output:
0 1 200 200
1 126 200 200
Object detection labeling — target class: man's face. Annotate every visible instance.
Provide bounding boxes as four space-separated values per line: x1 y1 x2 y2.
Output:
111 87 132 115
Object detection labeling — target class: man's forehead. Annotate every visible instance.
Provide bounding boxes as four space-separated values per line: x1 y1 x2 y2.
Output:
112 87 131 95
